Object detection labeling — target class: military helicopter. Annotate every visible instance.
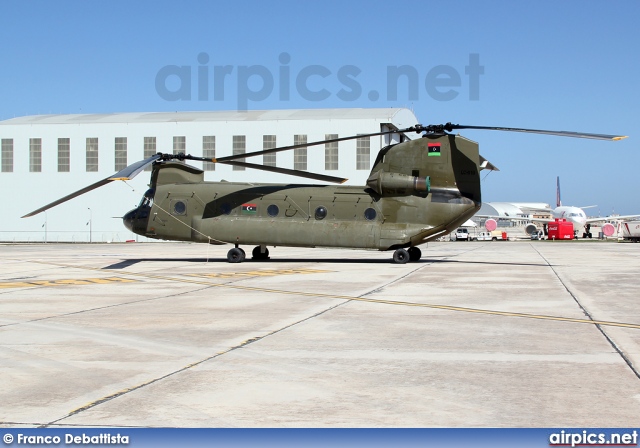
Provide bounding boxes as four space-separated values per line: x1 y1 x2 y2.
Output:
23 123 626 263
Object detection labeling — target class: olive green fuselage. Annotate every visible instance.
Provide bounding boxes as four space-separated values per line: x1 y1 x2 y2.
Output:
124 133 482 251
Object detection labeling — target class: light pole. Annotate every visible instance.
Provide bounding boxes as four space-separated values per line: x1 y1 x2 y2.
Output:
87 208 92 243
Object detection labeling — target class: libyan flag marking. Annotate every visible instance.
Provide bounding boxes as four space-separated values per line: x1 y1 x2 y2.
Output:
427 143 441 156
241 204 257 214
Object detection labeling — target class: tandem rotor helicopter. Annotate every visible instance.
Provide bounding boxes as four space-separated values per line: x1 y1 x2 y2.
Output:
23 123 626 263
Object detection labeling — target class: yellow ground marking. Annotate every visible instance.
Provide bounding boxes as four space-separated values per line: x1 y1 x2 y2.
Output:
188 268 332 279
14 259 640 330
0 277 137 289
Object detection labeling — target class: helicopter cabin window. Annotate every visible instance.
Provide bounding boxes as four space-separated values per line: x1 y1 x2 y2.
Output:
143 137 156 171
58 138 70 172
356 136 370 170
267 204 279 217
263 135 276 166
171 200 187 216
1 139 13 173
30 138 42 172
315 206 327 220
115 137 127 171
86 138 98 172
364 208 376 221
325 134 338 170
203 136 215 171
294 135 307 171
233 135 245 170
173 136 186 155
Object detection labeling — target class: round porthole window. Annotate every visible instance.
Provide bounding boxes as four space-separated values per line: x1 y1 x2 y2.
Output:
364 207 377 221
315 206 328 220
267 204 279 217
173 200 186 215
220 203 232 215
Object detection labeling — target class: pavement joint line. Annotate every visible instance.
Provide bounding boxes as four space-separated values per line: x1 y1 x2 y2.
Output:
531 243 640 380
44 282 356 427
11 257 640 330
43 250 470 426
0 284 216 329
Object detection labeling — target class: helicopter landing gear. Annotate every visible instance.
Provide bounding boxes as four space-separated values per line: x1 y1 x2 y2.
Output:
252 245 270 261
408 246 422 262
392 248 410 264
227 247 245 263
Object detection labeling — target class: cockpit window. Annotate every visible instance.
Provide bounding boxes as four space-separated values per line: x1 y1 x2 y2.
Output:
139 188 155 207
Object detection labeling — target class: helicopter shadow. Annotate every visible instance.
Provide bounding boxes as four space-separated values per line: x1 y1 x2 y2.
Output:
101 257 550 269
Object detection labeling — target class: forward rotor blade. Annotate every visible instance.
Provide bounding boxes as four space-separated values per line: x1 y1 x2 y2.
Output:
22 154 164 218
22 177 113 218
450 125 627 141
218 161 348 183
109 153 163 180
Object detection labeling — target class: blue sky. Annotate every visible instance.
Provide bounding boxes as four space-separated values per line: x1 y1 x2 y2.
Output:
2 0 638 214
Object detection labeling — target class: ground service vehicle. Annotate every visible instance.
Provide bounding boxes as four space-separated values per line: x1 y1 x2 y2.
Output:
618 221 640 242
450 228 470 241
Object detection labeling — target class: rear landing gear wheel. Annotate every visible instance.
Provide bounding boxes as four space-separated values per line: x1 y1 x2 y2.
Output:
227 247 245 263
408 246 422 262
392 248 410 264
252 245 270 260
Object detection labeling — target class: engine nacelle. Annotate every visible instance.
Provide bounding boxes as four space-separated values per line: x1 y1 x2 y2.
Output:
525 223 538 235
485 218 497 231
602 223 615 237
366 171 430 196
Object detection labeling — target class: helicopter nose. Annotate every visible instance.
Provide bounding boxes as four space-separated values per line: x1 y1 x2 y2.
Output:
123 208 136 232
123 206 150 235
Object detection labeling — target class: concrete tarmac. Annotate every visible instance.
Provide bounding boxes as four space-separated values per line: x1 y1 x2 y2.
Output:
1 240 639 427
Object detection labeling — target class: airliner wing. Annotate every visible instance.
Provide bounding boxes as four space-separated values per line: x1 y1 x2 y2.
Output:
586 215 640 224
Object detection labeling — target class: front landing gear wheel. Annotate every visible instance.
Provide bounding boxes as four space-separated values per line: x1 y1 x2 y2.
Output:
252 245 270 260
392 248 410 264
227 247 245 263
408 246 422 262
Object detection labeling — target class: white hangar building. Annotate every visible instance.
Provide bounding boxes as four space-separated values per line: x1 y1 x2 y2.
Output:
1 108 419 242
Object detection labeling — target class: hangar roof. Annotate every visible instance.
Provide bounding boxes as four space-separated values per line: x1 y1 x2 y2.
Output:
1 108 415 126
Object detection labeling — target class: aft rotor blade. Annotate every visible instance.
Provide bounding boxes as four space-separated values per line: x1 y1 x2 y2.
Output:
218 161 348 183
22 177 113 218
213 128 417 163
451 125 627 141
109 153 163 180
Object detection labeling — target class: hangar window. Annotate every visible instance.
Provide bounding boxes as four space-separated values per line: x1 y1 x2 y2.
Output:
58 138 70 172
30 138 42 172
86 137 98 172
115 137 127 170
203 136 216 171
294 134 307 171
325 134 338 170
233 135 245 171
173 136 186 155
263 135 276 166
356 135 370 170
267 204 279 217
2 139 13 173
144 137 156 171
